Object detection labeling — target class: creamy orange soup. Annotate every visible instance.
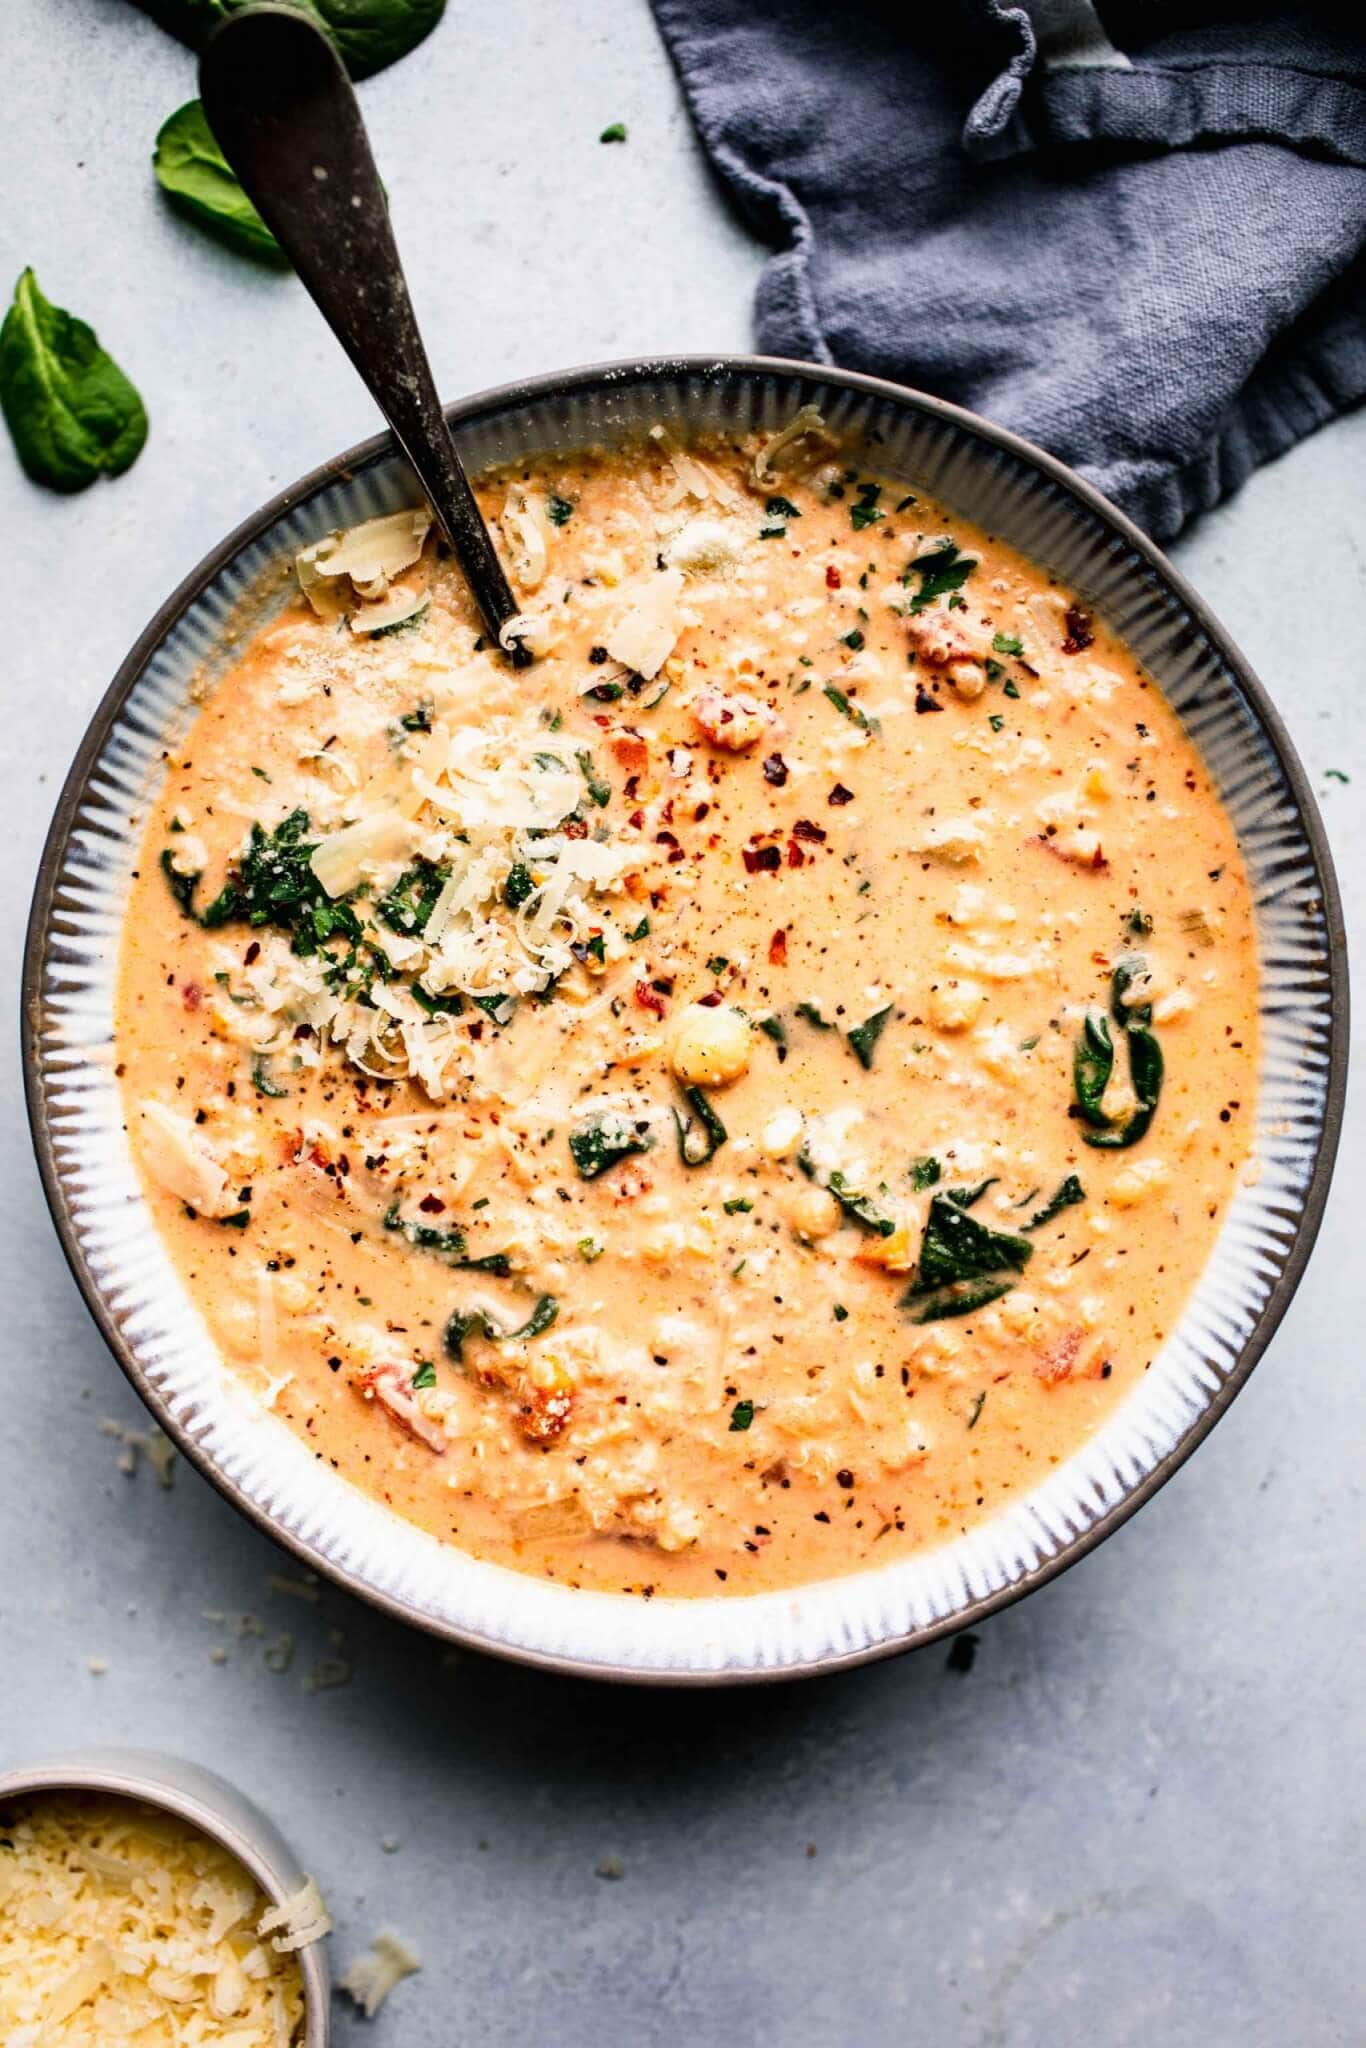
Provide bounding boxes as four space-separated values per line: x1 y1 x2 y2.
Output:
116 419 1258 1596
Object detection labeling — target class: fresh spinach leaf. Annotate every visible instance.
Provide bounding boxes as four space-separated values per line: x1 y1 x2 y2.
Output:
907 1276 1015 1325
154 101 284 263
797 1151 897 1236
847 1004 892 1069
908 1155 941 1191
0 268 147 492
1074 954 1165 1149
445 1292 559 1362
906 1188 1032 1302
251 1055 288 1099
674 1085 728 1167
569 1112 653 1180
1025 1174 1085 1230
1072 1010 1114 1127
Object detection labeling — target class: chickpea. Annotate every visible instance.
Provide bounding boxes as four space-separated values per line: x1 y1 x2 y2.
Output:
945 659 986 700
927 978 987 1033
789 1186 841 1240
689 687 769 752
670 1003 752 1087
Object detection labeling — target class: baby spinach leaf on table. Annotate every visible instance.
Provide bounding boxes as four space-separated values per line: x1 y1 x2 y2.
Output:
569 1112 654 1180
154 102 284 263
674 1086 728 1167
445 1292 559 1363
0 269 147 492
1025 1174 1085 1230
131 0 446 80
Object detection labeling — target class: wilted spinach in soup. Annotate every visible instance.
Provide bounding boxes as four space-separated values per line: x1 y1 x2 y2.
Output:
117 414 1259 1597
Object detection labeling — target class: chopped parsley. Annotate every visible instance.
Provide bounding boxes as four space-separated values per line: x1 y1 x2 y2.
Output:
766 495 801 520
504 863 536 909
823 683 878 735
850 483 883 531
411 1360 437 1391
904 540 976 613
992 631 1023 655
908 1155 941 1191
546 493 574 526
724 1196 754 1215
729 1399 755 1432
576 749 611 808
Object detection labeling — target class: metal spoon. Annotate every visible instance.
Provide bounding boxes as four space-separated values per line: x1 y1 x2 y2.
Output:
200 3 530 662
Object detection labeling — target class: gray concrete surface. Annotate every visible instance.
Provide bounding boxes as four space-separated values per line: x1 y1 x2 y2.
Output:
1 3 1362 2041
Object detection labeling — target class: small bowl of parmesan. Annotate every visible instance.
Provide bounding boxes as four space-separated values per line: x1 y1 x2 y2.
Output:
0 1748 330 2044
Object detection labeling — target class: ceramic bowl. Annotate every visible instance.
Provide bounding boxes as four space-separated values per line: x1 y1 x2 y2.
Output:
0 1747 329 2039
23 356 1347 1682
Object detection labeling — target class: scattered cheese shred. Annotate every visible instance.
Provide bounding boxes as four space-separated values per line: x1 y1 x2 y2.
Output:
0 1793 312 2046
338 1929 421 2017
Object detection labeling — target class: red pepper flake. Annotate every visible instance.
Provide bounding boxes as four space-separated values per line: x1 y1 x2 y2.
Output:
656 830 680 848
828 783 854 806
743 843 782 873
914 685 943 714
792 818 827 844
635 981 666 1015
698 990 723 1008
1062 604 1094 654
563 815 588 839
628 808 644 828
417 1193 445 1213
763 752 789 787
182 982 202 1011
244 941 261 966
769 929 788 966
787 840 805 868
694 802 711 821
825 565 841 589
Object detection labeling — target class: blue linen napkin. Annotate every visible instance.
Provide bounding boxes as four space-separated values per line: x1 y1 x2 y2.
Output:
650 0 1366 538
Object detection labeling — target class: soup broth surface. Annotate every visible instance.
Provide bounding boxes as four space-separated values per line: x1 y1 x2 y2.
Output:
117 422 1258 1596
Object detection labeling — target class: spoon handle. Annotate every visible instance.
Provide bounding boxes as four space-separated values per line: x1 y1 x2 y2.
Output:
200 4 529 661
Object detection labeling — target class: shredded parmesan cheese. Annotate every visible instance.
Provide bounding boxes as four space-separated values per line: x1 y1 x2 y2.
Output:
0 1793 313 2045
